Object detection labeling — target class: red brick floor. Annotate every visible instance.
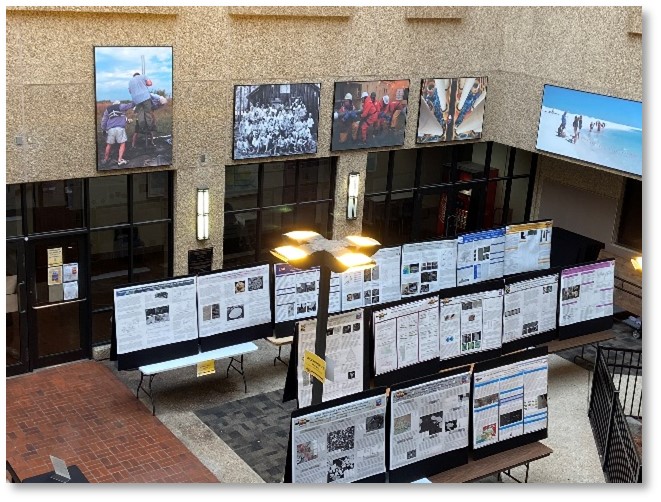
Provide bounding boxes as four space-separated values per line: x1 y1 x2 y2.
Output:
6 361 218 483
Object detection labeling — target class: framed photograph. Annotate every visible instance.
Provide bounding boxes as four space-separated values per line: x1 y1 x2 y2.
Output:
535 84 642 177
331 80 410 151
233 83 320 160
94 46 173 171
416 77 487 144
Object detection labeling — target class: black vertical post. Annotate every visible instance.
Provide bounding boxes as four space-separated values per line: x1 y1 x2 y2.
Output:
311 264 331 405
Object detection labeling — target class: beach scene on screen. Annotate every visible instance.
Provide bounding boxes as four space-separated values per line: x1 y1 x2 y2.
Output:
535 85 642 176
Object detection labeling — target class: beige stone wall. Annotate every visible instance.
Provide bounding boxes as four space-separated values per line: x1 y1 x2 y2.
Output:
6 6 642 273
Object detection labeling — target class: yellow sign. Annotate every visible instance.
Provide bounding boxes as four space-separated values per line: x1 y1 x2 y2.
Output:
303 350 326 383
197 360 215 377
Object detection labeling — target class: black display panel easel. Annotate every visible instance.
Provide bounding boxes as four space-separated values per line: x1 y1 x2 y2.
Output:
501 267 561 354
557 259 615 340
284 386 388 484
471 346 549 460
387 366 472 483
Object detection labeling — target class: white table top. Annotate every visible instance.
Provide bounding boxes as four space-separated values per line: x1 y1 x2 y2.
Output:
265 336 293 346
139 342 258 375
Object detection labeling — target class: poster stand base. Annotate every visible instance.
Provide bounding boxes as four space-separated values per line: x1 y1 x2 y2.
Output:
116 339 198 371
199 323 272 352
558 316 613 340
501 330 556 355
439 348 502 373
472 429 548 461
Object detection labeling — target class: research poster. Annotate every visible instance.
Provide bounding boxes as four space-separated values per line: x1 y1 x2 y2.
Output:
292 392 387 483
196 264 271 337
400 240 457 297
473 355 548 448
113 277 198 354
439 288 504 361
341 246 402 310
504 221 552 275
297 310 365 408
503 274 558 343
372 297 440 375
559 260 615 326
389 372 471 470
274 264 341 323
456 228 505 286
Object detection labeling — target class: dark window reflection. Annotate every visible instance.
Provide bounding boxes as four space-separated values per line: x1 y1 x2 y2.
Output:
362 194 387 243
259 206 296 262
296 202 331 237
27 179 84 233
365 152 389 194
486 180 507 228
6 184 23 237
91 228 129 309
132 222 169 284
133 172 169 222
92 310 114 346
508 178 530 224
420 147 452 186
617 178 642 251
384 191 413 246
223 210 257 269
392 150 417 190
90 175 128 227
262 162 296 206
299 158 332 202
225 164 259 210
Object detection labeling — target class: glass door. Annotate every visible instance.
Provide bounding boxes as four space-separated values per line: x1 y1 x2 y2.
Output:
6 240 29 376
26 233 89 369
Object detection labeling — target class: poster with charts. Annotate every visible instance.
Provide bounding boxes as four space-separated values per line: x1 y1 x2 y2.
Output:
113 277 198 354
274 264 341 323
341 246 402 310
559 261 614 327
196 264 271 337
400 240 457 298
503 274 558 343
456 228 505 286
504 221 552 276
439 288 503 362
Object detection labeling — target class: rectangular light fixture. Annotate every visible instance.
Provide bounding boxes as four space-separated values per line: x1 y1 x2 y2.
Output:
197 187 209 240
284 230 322 243
347 172 360 220
344 235 380 248
271 245 310 263
335 252 376 271
631 256 642 271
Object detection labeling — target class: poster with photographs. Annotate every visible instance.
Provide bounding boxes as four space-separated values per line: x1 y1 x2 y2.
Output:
389 372 471 470
233 83 320 160
331 80 409 151
416 77 487 143
196 264 271 337
273 264 341 322
94 46 173 171
340 246 402 310
297 310 365 408
113 277 197 355
400 240 457 297
504 221 552 276
291 392 387 483
503 274 558 343
559 260 614 327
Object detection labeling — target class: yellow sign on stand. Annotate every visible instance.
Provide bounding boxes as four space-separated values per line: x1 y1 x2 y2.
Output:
197 360 215 377
303 350 326 383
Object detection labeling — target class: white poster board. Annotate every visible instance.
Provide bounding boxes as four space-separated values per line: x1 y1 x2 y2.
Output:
297 309 364 408
372 296 440 375
456 228 505 286
559 260 615 326
113 277 198 354
274 264 341 323
400 240 457 298
196 264 271 337
473 355 548 449
504 221 552 276
389 371 471 470
341 246 402 310
503 274 558 343
439 288 503 362
291 392 387 484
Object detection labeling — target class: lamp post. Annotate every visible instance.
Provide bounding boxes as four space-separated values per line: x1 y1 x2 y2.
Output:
271 231 380 405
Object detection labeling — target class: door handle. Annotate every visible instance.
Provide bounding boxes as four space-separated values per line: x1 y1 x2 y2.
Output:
32 298 86 310
17 281 26 314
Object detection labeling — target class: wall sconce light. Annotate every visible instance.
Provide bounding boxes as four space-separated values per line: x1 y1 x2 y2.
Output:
631 256 642 272
347 172 360 220
197 187 209 241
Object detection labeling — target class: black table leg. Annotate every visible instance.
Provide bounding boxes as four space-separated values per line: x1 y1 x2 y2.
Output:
274 346 288 367
227 355 248 393
137 372 156 415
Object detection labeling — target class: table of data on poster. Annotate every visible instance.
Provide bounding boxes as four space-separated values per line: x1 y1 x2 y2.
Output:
456 228 505 286
297 310 365 408
504 221 552 276
113 277 198 354
292 392 387 483
400 240 457 297
503 273 558 343
559 260 615 326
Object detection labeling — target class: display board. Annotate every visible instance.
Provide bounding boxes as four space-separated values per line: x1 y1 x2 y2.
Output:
456 228 505 286
196 264 271 349
503 271 559 352
558 259 615 339
341 246 402 310
400 239 457 297
372 296 440 376
114 276 198 369
504 220 552 276
297 310 365 408
439 282 503 368
472 347 549 459
388 368 471 482
288 388 388 484
274 264 341 323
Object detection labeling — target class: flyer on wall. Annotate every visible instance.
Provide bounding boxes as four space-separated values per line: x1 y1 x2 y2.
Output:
503 274 558 343
400 240 457 297
559 260 614 326
292 392 387 483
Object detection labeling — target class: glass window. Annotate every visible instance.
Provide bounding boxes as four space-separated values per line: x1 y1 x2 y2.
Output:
419 146 452 186
6 184 22 237
456 143 487 181
508 178 530 224
133 172 169 222
418 193 446 241
132 222 169 284
27 179 84 233
617 178 642 251
90 229 130 309
260 205 296 261
89 175 128 227
262 161 296 207
362 194 386 242
385 191 414 246
296 201 331 237
485 180 507 228
298 158 332 202
513 149 533 176
225 164 259 211
391 149 417 190
488 143 511 178
365 151 389 194
92 310 114 346
223 210 257 269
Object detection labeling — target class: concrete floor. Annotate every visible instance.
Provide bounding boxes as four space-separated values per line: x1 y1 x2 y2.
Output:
105 340 608 483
